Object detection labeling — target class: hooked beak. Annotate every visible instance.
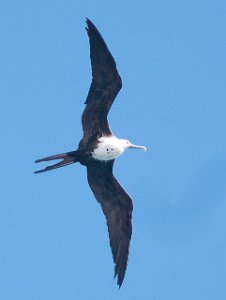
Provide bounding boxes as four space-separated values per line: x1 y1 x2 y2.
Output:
129 143 147 151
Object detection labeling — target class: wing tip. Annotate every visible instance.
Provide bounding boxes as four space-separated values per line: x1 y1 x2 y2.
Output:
85 18 96 36
114 254 128 289
85 17 92 25
85 18 108 50
115 271 126 289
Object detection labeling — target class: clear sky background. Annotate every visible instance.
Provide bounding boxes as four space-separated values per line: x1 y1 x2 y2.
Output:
1 1 226 299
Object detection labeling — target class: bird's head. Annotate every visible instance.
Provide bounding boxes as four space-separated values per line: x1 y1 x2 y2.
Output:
120 139 147 152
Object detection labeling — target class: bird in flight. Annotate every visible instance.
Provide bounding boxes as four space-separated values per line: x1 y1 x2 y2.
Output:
35 18 146 288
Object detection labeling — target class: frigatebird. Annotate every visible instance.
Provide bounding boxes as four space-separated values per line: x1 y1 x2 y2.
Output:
35 19 146 288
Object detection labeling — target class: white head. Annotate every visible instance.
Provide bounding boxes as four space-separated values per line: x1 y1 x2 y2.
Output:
120 139 147 152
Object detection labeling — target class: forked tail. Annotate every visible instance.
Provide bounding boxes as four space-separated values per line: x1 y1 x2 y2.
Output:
34 150 78 174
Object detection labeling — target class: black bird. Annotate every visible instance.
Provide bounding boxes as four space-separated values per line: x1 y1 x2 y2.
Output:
35 19 146 288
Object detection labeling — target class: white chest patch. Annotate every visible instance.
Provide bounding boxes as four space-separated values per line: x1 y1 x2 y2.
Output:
92 136 125 161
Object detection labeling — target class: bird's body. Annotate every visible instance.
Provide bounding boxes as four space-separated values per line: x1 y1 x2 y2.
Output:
92 136 125 161
92 136 146 161
35 19 146 288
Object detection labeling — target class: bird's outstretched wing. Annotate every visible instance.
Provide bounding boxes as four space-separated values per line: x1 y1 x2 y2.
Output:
81 19 122 145
86 160 133 288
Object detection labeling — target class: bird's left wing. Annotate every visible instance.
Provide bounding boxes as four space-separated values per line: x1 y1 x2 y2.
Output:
86 160 133 288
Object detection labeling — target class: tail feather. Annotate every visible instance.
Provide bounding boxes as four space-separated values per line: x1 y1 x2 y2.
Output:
34 151 78 174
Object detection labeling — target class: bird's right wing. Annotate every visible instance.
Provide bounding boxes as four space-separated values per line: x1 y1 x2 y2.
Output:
81 19 122 145
86 160 133 288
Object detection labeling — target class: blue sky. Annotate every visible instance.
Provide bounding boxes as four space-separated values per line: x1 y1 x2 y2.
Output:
1 1 226 299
